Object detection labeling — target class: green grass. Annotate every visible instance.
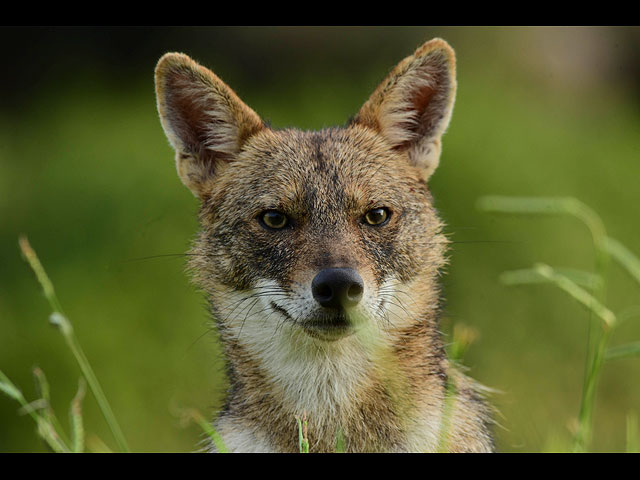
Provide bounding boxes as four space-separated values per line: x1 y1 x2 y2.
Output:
10 236 129 452
2 237 227 452
478 196 640 452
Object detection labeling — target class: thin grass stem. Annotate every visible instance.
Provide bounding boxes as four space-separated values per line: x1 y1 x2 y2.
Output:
70 379 87 453
18 235 130 453
296 414 309 453
33 367 72 448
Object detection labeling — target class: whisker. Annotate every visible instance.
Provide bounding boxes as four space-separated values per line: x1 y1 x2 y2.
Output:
182 327 215 358
119 253 195 263
450 240 519 245
238 297 263 339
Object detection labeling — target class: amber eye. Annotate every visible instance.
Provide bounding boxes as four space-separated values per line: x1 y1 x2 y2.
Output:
363 207 390 226
260 210 289 230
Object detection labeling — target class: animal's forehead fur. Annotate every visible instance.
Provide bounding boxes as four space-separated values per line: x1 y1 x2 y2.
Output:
209 125 430 217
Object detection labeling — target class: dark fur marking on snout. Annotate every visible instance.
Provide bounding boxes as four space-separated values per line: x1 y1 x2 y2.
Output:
270 302 292 321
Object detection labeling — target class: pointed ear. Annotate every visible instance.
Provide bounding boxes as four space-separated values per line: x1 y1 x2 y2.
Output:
155 52 265 197
353 38 456 181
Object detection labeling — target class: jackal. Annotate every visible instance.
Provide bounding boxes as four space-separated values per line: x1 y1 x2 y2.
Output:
154 38 494 452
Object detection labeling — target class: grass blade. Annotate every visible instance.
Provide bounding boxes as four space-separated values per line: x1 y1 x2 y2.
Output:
554 268 604 291
477 195 575 214
1 369 71 452
32 367 50 402
70 379 87 452
178 408 229 453
33 367 72 448
48 312 129 452
605 342 640 361
501 267 603 291
19 235 130 452
36 418 70 453
18 236 64 314
476 196 607 246
604 236 640 288
0 370 24 402
335 429 346 453
296 414 310 453
478 196 610 291
501 263 616 328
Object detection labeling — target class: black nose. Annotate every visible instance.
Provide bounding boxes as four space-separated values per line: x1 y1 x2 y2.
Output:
311 268 364 310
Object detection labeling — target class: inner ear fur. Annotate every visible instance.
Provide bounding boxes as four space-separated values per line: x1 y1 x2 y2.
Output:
155 52 265 197
353 38 457 181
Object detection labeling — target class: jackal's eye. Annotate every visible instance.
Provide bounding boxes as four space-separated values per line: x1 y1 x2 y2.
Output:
363 207 390 226
259 210 289 230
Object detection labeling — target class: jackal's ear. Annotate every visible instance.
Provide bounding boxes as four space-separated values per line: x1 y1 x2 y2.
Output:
353 38 456 181
155 53 265 197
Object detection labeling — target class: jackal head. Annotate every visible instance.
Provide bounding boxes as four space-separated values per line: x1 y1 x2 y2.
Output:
155 39 456 348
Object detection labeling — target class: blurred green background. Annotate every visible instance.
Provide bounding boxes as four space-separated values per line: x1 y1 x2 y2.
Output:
1 26 639 452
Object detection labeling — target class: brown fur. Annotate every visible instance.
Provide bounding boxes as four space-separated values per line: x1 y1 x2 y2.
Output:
155 38 495 452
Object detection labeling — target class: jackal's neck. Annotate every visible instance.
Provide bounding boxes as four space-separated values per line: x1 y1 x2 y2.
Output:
217 312 448 452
